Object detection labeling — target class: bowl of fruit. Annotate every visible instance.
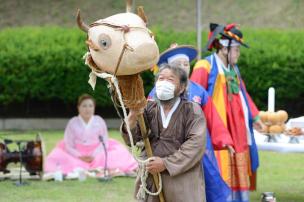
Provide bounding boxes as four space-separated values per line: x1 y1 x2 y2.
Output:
259 110 288 135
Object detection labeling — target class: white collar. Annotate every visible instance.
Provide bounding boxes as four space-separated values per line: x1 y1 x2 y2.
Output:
78 115 93 128
215 53 230 72
159 97 181 128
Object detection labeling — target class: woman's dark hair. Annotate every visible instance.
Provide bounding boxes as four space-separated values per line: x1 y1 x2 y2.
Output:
77 94 96 107
213 39 224 53
155 63 188 97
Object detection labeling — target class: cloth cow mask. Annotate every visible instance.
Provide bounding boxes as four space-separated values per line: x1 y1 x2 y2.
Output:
76 8 159 76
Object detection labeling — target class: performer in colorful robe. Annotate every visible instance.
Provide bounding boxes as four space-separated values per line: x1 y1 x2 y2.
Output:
45 94 138 176
190 23 265 202
148 44 232 202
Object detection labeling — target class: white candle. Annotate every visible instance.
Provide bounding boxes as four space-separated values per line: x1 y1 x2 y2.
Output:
268 87 275 112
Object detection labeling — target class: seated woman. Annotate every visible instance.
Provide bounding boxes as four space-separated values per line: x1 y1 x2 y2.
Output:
45 94 138 177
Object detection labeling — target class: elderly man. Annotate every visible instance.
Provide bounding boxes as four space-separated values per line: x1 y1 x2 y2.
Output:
148 44 231 202
122 64 206 202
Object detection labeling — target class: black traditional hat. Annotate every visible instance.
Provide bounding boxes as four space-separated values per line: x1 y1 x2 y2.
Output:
205 23 249 51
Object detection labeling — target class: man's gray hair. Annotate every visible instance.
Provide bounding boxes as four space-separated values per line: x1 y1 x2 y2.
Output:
155 63 188 96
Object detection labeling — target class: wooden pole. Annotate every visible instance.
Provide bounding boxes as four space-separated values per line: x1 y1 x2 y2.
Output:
125 1 164 201
137 115 165 202
196 0 202 59
126 0 135 13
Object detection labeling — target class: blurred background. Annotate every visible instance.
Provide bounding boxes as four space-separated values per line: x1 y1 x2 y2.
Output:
0 0 303 119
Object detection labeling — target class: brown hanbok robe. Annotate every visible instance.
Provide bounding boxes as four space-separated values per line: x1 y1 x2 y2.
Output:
121 99 207 202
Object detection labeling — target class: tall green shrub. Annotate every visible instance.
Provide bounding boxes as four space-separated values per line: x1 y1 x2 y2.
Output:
0 27 112 107
0 27 304 115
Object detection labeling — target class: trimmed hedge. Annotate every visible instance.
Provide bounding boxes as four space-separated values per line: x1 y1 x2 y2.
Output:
235 29 304 114
0 27 111 107
0 27 304 116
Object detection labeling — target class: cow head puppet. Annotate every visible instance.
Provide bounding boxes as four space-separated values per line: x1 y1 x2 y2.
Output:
77 8 159 75
77 7 159 111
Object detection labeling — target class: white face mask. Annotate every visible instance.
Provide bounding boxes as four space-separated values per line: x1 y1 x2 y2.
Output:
155 80 175 101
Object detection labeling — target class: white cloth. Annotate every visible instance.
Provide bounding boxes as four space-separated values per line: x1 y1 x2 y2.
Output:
286 116 304 128
219 39 241 47
88 71 98 90
254 130 304 153
167 54 189 65
159 97 181 128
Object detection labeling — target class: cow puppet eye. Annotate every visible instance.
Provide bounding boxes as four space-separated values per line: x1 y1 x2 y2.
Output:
98 34 111 50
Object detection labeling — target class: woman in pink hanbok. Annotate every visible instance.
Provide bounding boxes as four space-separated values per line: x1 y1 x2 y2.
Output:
45 94 138 177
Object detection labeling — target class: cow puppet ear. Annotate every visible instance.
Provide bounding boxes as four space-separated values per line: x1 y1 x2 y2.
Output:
137 6 148 24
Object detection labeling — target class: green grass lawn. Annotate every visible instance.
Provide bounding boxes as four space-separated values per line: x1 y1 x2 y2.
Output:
0 130 304 202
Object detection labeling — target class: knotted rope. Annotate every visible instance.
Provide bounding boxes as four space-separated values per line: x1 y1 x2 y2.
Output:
83 20 162 199
87 70 162 200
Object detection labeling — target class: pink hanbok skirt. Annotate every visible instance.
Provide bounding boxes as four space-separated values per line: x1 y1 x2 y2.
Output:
45 139 138 174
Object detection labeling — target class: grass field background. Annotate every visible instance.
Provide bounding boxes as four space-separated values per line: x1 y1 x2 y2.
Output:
0 130 303 202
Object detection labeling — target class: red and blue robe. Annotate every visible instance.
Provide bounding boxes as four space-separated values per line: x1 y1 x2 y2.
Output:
190 53 260 202
148 80 232 202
